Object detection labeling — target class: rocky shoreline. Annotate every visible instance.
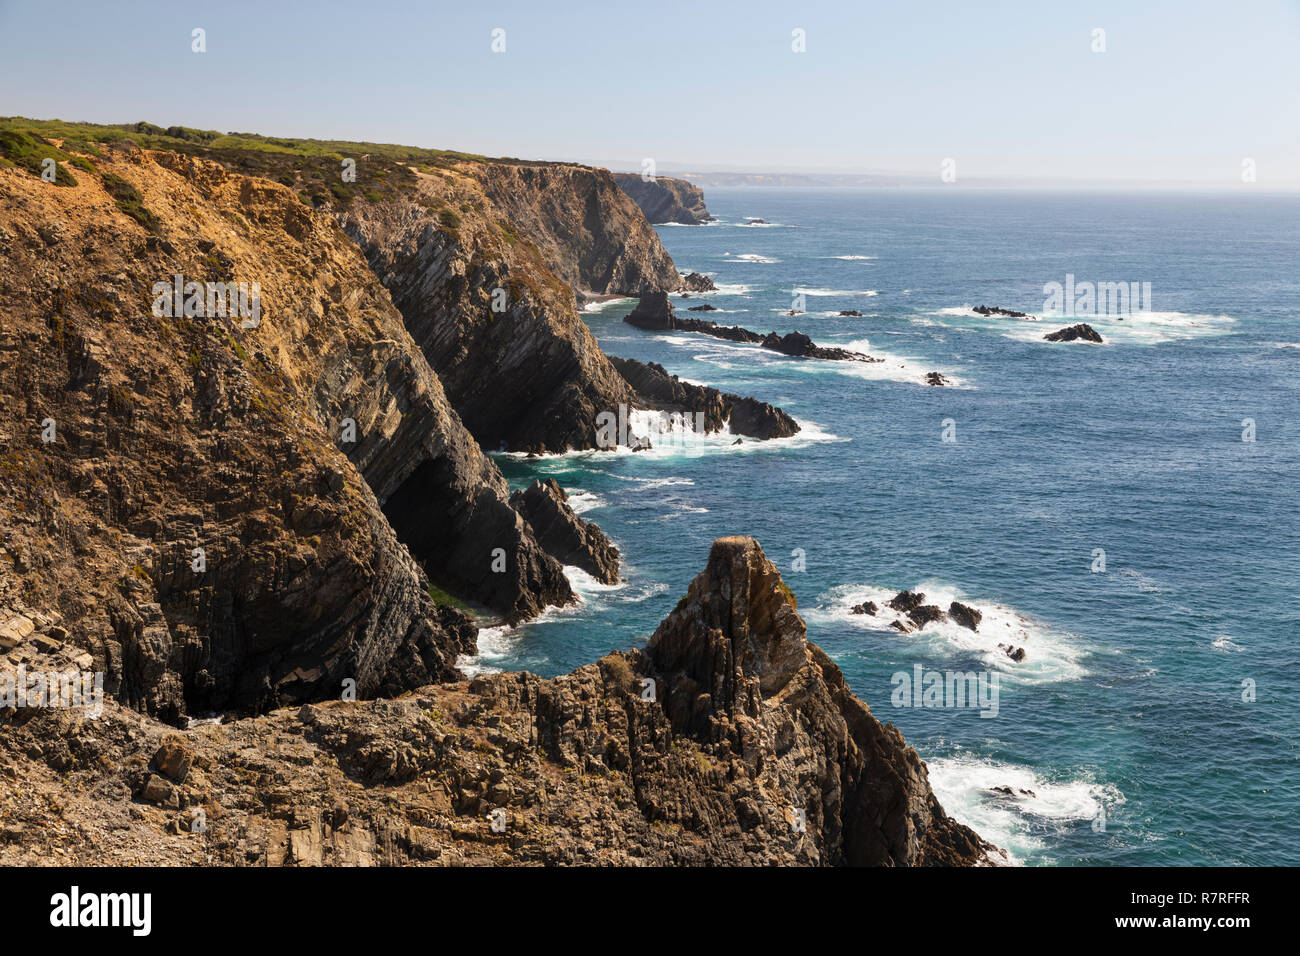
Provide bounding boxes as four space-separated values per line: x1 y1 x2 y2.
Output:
0 537 998 866
625 292 951 382
608 356 800 441
0 121 997 866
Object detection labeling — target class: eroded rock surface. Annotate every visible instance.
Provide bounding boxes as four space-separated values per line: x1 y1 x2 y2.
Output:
0 538 997 866
612 173 714 225
508 479 620 585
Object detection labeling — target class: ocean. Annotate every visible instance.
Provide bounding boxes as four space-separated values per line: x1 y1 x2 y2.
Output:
477 187 1300 865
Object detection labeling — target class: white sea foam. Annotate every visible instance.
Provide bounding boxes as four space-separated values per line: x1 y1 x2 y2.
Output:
933 305 1236 345
565 489 603 514
611 474 696 489
457 624 514 677
729 253 780 264
927 754 1125 864
818 255 877 261
709 282 753 296
803 338 971 388
794 287 878 297
810 581 1087 683
1211 634 1243 652
582 297 632 313
456 568 670 677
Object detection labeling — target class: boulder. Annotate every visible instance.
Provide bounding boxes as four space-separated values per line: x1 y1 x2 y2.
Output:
139 774 173 804
888 590 926 614
948 601 982 632
850 601 878 616
152 736 193 783
907 605 946 628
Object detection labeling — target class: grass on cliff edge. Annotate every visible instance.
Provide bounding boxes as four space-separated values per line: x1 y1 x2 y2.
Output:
0 129 92 186
1 116 568 210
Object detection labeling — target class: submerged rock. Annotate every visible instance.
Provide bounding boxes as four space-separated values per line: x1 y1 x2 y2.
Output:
680 271 717 291
907 605 947 628
998 643 1028 662
888 590 928 614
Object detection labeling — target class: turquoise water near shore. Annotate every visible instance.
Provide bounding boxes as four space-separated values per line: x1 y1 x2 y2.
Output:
479 188 1300 865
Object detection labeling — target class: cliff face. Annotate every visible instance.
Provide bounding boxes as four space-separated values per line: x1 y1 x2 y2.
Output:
340 172 640 455
470 162 683 297
341 167 795 455
612 173 714 225
0 537 994 866
0 145 579 721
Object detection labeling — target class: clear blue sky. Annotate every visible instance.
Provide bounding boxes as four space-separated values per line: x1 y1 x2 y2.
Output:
2 0 1298 186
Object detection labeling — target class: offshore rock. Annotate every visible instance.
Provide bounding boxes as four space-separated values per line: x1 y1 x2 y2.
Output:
1044 323 1103 343
509 479 620 585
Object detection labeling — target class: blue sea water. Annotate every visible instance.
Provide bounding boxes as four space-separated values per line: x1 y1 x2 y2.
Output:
483 188 1300 866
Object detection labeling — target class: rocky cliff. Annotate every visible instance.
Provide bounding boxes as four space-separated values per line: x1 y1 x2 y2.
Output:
612 173 714 225
340 166 797 454
0 142 579 723
509 479 620 585
339 172 640 455
0 121 996 867
0 537 995 866
471 162 683 297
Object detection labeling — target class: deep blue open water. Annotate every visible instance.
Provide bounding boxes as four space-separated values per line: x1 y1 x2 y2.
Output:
479 187 1300 865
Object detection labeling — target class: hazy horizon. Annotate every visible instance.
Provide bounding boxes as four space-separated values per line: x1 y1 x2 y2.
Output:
3 0 1298 190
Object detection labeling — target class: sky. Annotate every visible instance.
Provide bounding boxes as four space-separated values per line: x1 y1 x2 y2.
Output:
2 0 1299 187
